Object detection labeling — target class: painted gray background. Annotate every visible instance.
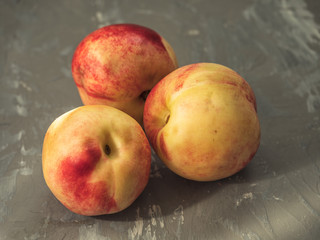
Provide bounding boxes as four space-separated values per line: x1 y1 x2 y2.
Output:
1 0 320 239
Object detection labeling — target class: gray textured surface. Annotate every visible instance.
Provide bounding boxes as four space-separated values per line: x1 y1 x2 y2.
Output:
1 0 320 239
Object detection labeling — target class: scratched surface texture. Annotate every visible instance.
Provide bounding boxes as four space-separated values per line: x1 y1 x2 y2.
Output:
1 0 320 239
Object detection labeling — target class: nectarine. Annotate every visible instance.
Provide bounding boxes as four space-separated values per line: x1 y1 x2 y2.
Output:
72 24 178 125
42 105 151 215
143 63 260 181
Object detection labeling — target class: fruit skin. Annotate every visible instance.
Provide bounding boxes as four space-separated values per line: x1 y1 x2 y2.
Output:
143 63 260 182
42 105 151 216
72 23 178 125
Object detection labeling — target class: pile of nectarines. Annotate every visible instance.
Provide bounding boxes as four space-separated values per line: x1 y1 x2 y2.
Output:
42 24 260 216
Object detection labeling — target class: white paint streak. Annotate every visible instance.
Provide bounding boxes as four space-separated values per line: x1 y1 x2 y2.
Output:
128 208 144 240
148 205 164 228
9 63 33 93
244 0 320 61
95 11 106 25
236 192 254 207
16 105 28 117
8 79 32 92
19 144 39 176
24 232 41 240
173 205 184 239
144 224 157 240
79 222 108 240
272 195 283 201
94 1 124 28
187 29 200 36
241 232 261 240
61 67 72 78
128 205 168 240
19 167 33 176
280 0 320 57
279 0 320 112
243 0 320 113
0 143 8 152
19 81 33 92
15 95 28 117
59 46 73 56
14 130 25 142
16 95 25 105
20 144 38 156
295 78 320 113
0 170 19 222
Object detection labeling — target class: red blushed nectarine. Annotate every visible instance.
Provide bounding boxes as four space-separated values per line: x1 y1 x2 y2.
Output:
72 23 178 125
42 105 151 216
